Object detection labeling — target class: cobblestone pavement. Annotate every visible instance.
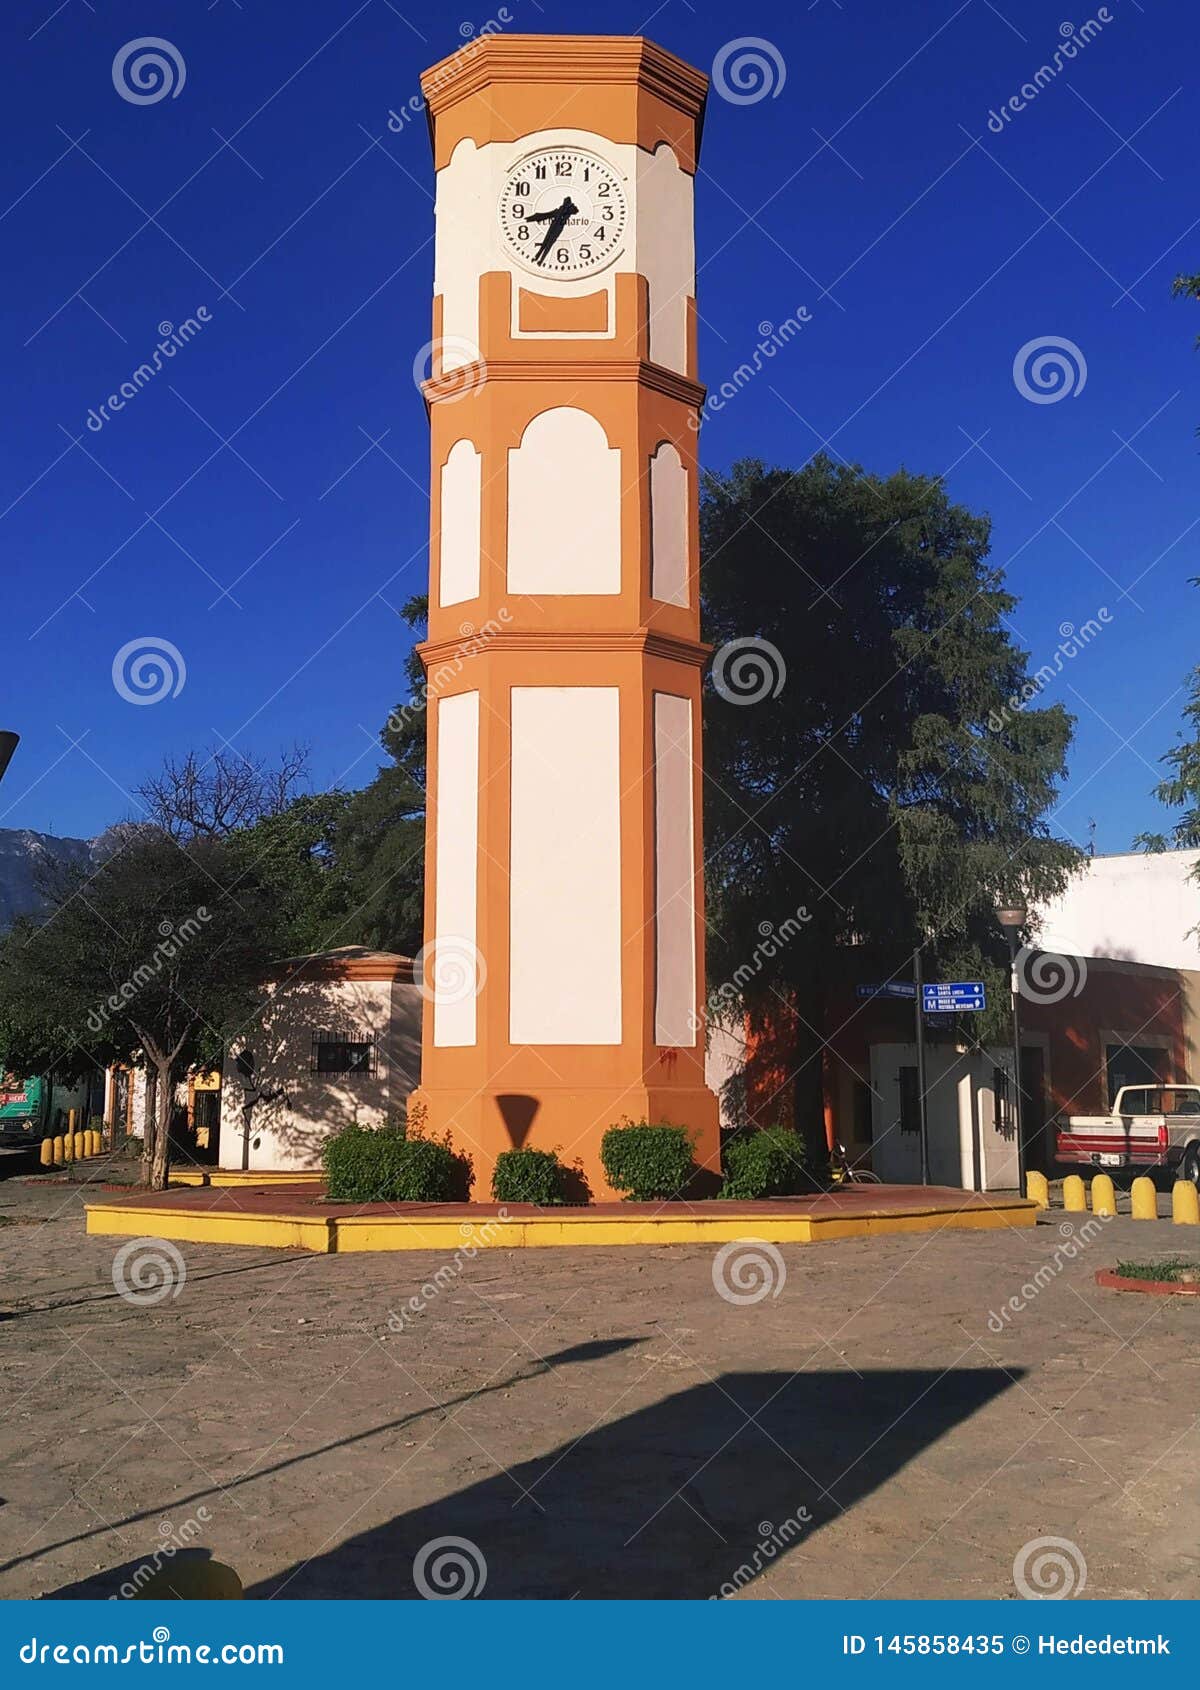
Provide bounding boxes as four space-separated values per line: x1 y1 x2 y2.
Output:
1 1176 1197 1600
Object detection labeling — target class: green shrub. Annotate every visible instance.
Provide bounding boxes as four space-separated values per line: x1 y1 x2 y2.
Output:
323 1121 462 1203
491 1147 565 1206
720 1128 808 1199
600 1121 694 1201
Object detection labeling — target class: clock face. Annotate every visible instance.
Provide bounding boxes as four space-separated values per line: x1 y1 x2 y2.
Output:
498 148 628 278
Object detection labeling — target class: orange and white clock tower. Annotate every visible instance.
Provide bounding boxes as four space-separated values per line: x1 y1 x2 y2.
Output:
411 34 720 1197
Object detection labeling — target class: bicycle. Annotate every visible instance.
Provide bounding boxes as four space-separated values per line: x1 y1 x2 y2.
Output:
828 1140 883 1185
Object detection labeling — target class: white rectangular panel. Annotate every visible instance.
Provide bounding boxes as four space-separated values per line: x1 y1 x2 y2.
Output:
654 693 697 1046
433 690 479 1047
509 687 622 1044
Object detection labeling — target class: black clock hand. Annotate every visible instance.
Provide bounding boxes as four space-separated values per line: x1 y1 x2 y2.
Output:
530 197 578 265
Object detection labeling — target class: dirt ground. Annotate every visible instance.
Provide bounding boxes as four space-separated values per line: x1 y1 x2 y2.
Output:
1 1174 1198 1601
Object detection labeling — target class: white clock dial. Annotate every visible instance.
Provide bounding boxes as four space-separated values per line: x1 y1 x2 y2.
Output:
498 148 628 279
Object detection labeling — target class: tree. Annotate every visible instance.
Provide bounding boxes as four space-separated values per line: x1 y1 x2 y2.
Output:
332 594 428 954
701 456 1080 1159
135 744 309 841
0 828 288 1189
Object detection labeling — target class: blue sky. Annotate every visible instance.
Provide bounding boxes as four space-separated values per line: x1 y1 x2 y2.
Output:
1 0 1196 853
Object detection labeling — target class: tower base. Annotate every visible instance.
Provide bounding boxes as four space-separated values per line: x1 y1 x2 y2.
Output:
408 1082 721 1202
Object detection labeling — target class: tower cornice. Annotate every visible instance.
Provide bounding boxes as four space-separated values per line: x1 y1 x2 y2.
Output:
422 34 708 124
417 627 713 673
422 357 705 410
421 34 708 171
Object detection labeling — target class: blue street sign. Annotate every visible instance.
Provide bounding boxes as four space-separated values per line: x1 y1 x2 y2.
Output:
857 981 917 1000
922 980 986 1013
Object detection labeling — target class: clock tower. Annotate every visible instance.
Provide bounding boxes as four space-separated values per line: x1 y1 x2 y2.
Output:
411 34 720 1198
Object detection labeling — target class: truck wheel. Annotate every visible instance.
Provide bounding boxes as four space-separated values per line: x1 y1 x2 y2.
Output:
1182 1144 1200 1190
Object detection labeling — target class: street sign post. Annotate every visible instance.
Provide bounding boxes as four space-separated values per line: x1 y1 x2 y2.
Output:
921 981 986 1014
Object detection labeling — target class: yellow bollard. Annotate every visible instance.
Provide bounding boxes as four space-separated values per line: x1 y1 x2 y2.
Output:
51 1135 65 1167
39 1137 53 1167
1173 1181 1200 1226
1090 1173 1117 1217
1063 1173 1086 1212
88 1128 100 1157
1131 1176 1157 1221
68 1108 76 1138
1026 1170 1049 1210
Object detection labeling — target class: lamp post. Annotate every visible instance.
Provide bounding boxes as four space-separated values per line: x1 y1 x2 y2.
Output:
0 732 17 786
996 901 1027 1198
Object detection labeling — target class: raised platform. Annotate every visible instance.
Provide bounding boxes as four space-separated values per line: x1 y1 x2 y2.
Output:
84 1182 1037 1253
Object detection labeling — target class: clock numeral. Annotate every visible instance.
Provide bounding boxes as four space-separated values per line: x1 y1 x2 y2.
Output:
516 223 529 240
596 181 610 197
595 226 605 241
534 163 546 179
556 247 569 265
514 180 530 198
580 244 592 262
555 160 571 177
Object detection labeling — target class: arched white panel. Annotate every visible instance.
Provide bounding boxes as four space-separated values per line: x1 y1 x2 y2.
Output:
636 144 694 374
507 408 621 595
438 439 481 607
650 442 689 606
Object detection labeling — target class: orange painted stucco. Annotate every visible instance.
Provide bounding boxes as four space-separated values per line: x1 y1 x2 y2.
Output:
410 36 719 1200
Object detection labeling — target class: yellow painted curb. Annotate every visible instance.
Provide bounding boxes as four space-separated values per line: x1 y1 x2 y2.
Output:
85 1194 1038 1254
169 1169 325 1188
86 1201 331 1252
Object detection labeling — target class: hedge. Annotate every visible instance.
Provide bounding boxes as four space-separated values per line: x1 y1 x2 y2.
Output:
600 1121 694 1201
491 1147 565 1206
720 1128 808 1200
322 1121 464 1202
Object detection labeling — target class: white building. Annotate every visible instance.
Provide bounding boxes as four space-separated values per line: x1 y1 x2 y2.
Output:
1034 848 1200 970
217 947 422 1173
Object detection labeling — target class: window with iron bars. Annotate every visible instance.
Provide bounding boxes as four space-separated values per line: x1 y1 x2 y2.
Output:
310 1029 377 1076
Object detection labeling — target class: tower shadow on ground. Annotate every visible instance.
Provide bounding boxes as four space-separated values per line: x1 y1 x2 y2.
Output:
250 1365 1019 1599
